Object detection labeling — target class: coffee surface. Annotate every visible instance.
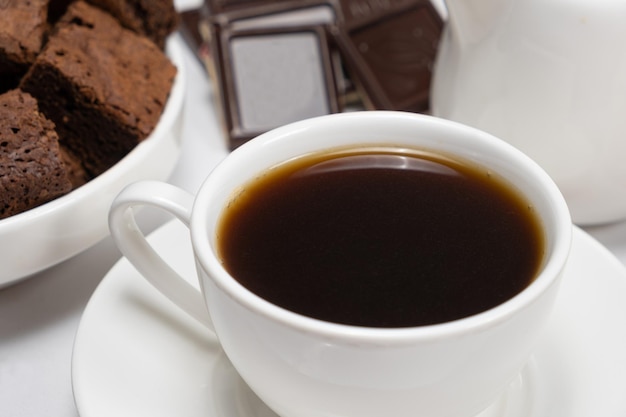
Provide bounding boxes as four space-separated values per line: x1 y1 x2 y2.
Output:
217 147 544 327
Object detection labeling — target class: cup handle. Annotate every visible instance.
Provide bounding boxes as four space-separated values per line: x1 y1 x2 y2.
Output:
108 180 215 332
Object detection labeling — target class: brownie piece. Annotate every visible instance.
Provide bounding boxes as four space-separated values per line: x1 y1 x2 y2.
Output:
47 0 178 48
0 0 49 92
0 89 72 219
21 1 177 177
84 0 178 49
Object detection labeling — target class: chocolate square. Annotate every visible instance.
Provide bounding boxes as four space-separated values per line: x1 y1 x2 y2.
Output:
212 25 340 149
332 0 443 112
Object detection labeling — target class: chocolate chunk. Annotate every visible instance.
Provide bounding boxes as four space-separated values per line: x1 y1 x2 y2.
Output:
332 0 443 112
212 25 339 149
207 1 342 148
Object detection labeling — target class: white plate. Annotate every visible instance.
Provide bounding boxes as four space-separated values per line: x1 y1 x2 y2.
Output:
0 37 186 287
71 220 626 417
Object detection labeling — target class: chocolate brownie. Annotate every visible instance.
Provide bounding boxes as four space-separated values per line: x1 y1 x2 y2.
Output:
0 89 72 219
85 0 178 49
0 0 49 93
48 0 179 48
21 1 177 177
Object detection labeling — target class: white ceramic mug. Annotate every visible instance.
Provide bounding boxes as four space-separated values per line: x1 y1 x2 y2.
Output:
109 111 572 417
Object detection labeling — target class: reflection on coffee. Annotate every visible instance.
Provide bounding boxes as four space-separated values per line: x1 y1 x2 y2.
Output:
217 147 545 327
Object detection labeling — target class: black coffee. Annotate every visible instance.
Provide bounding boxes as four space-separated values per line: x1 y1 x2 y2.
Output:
217 147 545 327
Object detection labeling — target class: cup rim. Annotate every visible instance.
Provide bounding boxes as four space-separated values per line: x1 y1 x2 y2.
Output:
191 111 572 343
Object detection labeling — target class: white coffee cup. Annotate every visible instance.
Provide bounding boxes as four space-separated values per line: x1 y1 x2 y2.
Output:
109 111 572 417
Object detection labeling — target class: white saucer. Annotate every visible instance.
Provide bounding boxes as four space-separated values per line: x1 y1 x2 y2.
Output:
71 220 626 417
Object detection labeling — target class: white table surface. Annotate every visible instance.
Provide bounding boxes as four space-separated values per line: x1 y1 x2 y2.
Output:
2 2 626 416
